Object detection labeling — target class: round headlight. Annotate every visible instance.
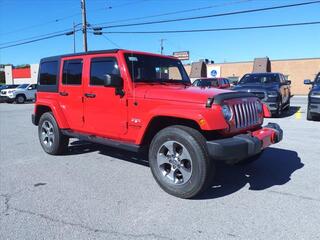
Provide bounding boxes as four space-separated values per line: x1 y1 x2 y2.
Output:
222 105 232 121
256 101 263 114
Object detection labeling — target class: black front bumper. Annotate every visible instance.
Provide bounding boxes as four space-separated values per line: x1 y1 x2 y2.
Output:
264 101 280 111
206 123 283 164
309 98 320 114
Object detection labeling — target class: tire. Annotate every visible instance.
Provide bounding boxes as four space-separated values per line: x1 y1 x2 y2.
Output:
149 125 214 199
273 100 282 117
235 151 263 165
38 112 69 155
307 105 314 121
284 97 290 111
15 94 26 104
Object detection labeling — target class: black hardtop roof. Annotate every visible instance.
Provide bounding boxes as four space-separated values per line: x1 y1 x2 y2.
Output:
40 49 120 62
245 72 282 75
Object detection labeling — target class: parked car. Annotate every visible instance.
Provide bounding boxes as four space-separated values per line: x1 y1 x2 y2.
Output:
304 72 320 120
1 83 37 103
232 72 291 117
0 84 20 102
192 78 230 89
32 49 283 198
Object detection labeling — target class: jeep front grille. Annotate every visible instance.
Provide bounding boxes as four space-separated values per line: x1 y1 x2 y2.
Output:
231 101 260 129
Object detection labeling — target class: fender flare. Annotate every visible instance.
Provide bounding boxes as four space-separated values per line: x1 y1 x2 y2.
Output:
35 100 69 128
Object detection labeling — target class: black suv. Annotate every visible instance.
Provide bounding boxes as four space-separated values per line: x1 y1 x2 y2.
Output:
232 72 291 117
304 72 320 121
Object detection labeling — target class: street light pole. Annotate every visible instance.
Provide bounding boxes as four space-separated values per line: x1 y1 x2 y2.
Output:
73 21 76 53
81 0 88 52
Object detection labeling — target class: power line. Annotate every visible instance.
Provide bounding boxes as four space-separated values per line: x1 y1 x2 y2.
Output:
97 1 320 29
100 34 121 48
92 0 254 26
0 0 147 37
90 21 320 34
0 28 77 46
0 13 81 37
0 30 81 50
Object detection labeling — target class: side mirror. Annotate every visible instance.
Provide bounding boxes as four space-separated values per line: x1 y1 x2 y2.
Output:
287 80 291 85
104 74 124 97
104 74 123 89
304 79 312 85
27 87 33 90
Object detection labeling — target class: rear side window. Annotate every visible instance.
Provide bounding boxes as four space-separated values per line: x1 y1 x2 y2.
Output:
90 58 120 86
62 59 83 85
39 61 58 85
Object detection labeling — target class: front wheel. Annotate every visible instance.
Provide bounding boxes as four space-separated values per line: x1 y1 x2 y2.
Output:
149 125 214 199
16 95 26 104
38 112 69 155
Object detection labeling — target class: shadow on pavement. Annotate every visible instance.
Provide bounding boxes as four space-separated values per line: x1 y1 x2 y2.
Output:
196 147 303 199
67 141 303 199
67 140 149 167
281 106 301 117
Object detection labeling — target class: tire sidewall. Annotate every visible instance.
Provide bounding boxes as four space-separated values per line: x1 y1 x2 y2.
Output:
38 112 61 154
149 127 210 198
16 95 25 104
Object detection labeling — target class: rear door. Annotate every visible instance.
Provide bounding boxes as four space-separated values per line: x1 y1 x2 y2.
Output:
83 55 127 138
58 58 84 131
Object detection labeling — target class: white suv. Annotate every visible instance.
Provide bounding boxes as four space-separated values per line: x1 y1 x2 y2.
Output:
1 84 37 103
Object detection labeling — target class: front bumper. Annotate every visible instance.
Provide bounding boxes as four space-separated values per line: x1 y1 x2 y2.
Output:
309 98 320 114
206 123 283 164
0 96 14 102
264 101 280 111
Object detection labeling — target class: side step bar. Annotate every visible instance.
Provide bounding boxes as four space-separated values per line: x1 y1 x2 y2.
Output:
61 130 140 152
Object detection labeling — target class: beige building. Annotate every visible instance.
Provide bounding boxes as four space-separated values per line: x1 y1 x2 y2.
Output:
184 57 320 95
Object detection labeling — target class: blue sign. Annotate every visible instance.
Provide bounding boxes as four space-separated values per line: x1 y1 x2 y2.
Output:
210 69 217 77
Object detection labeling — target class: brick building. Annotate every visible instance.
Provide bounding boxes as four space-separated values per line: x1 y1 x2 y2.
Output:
184 57 320 95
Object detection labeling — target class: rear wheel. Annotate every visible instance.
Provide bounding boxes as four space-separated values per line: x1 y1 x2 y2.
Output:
16 94 26 104
149 125 214 199
38 112 69 155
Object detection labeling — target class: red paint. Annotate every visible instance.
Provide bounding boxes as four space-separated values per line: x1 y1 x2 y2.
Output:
34 49 271 145
12 68 31 78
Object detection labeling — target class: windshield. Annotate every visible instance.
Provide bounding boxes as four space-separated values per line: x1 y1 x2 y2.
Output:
125 53 190 84
315 73 320 84
239 74 279 84
17 84 29 89
194 79 219 87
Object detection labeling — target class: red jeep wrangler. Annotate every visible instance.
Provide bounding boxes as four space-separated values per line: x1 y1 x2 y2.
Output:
32 49 283 198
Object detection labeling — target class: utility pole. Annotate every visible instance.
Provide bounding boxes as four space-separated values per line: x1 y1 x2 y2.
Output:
81 0 88 52
73 21 76 53
160 38 166 55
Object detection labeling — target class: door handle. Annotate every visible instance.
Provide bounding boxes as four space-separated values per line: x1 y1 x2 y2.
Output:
84 93 96 98
59 91 68 96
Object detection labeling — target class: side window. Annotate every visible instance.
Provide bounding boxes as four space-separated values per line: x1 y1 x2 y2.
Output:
39 61 58 85
90 58 120 86
62 59 83 85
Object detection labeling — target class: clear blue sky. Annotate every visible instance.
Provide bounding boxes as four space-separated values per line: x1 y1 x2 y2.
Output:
0 0 319 65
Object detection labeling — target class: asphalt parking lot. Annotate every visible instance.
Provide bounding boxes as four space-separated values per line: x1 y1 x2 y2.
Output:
0 96 319 240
